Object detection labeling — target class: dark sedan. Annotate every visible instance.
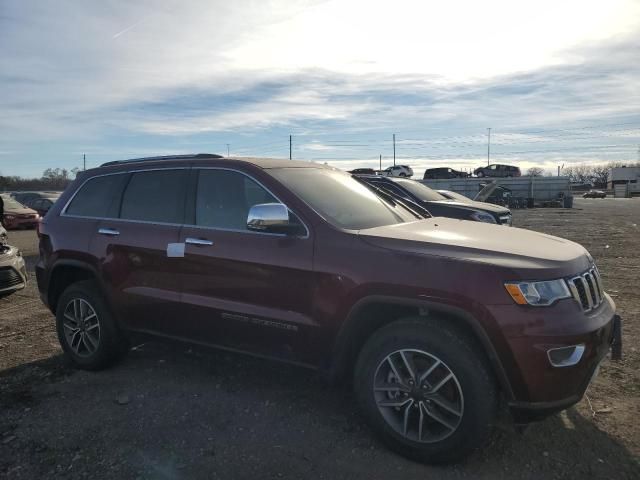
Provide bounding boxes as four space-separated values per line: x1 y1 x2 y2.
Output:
583 190 606 199
356 175 513 225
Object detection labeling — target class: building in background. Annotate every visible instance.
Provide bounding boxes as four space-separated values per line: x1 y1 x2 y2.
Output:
608 166 640 197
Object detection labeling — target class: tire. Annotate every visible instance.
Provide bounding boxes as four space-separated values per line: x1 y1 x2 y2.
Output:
55 280 129 370
477 171 484 178
399 173 407 177
354 318 497 464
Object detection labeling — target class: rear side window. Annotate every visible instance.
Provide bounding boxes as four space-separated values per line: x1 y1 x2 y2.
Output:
120 170 187 224
65 174 128 218
195 170 277 230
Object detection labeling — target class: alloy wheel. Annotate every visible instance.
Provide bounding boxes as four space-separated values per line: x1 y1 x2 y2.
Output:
62 298 101 357
373 349 464 443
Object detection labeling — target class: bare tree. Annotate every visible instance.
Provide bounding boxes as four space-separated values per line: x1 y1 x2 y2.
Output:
527 167 544 177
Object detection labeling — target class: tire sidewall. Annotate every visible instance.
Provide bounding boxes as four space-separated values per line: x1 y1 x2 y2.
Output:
355 321 496 463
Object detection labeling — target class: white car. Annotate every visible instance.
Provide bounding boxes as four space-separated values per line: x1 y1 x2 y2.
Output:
382 165 413 177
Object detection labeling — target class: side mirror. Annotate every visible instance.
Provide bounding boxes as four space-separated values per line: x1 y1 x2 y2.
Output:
247 203 291 233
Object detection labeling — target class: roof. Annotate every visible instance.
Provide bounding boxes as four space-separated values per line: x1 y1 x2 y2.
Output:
99 154 320 170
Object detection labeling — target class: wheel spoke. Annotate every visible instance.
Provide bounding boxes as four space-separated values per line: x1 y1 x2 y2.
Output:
377 397 413 409
418 359 441 385
399 351 416 381
402 400 414 436
386 355 406 386
63 323 79 334
70 330 82 351
431 372 453 393
429 393 462 417
73 299 80 322
64 313 78 325
374 384 410 393
418 402 426 441
83 331 98 351
424 404 456 431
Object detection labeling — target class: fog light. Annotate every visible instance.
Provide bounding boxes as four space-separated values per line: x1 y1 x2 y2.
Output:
547 345 585 367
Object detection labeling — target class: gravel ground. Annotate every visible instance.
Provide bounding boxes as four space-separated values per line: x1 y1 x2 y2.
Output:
1 198 639 479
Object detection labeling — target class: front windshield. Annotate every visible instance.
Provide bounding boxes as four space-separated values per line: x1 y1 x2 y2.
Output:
1 196 27 209
392 179 447 201
269 168 415 230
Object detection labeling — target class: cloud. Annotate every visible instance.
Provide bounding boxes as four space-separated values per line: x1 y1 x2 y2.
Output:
0 0 639 177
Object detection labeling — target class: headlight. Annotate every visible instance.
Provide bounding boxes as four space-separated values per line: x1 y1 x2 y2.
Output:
4 214 15 220
504 279 572 306
470 211 497 223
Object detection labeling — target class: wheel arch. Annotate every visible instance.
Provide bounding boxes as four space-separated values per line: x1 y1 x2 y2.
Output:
329 295 514 401
47 260 101 314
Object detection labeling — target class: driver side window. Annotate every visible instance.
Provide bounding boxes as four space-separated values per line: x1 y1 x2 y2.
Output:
196 170 278 230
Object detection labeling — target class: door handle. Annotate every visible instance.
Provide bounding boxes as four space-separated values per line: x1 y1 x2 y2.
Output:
185 237 213 246
98 227 120 236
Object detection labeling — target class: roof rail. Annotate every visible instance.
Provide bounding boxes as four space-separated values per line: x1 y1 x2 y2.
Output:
100 153 224 167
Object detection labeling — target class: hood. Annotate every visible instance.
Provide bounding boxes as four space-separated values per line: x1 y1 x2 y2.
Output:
474 181 499 202
4 206 36 215
433 199 509 214
358 217 590 272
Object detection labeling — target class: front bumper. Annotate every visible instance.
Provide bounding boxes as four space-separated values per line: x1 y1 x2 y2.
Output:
486 295 620 422
509 314 621 423
0 246 28 294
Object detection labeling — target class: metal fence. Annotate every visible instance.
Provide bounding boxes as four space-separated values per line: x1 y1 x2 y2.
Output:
419 176 571 203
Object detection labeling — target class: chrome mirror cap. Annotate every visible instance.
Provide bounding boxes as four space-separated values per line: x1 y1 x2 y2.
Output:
247 203 290 232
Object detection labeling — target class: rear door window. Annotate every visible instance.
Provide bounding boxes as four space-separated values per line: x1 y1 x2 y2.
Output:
65 174 128 218
120 170 188 224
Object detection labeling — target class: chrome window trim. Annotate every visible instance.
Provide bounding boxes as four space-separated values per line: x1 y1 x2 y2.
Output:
60 166 310 239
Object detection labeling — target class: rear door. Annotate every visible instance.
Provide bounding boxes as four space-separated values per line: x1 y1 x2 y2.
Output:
90 168 188 333
174 168 317 363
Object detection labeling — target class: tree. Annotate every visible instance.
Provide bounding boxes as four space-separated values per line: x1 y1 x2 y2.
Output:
527 167 544 177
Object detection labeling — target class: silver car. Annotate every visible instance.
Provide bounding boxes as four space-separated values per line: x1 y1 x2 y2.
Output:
0 224 27 297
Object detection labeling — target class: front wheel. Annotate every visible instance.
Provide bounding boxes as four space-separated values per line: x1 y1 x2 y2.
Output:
477 171 484 178
354 319 497 464
56 280 129 370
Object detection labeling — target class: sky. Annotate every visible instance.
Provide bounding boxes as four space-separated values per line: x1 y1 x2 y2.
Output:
1 0 639 178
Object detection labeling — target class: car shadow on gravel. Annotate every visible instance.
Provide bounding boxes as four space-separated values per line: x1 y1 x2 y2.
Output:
1 343 638 479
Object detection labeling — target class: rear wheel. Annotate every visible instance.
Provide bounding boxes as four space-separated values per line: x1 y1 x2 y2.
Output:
56 280 129 370
354 319 497 464
477 171 484 178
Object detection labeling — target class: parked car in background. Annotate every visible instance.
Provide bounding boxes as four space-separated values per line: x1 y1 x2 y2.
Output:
37 154 620 464
0 224 27 298
474 164 521 178
382 165 413 177
12 191 60 205
349 168 378 175
423 167 468 179
583 190 607 199
22 194 60 217
358 175 513 225
0 195 40 229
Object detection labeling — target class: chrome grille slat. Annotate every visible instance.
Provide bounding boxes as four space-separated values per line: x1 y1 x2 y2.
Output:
568 266 604 312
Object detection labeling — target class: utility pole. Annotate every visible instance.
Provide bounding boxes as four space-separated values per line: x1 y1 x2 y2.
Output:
226 144 230 157
379 154 382 171
393 134 396 166
289 135 292 160
83 153 86 171
558 165 560 177
487 128 491 166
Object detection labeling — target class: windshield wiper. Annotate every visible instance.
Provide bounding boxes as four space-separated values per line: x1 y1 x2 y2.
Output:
353 177 427 220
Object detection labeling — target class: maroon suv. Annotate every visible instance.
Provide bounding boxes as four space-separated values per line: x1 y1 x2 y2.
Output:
36 154 621 463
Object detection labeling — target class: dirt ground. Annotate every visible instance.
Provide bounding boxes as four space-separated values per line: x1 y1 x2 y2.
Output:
1 198 638 479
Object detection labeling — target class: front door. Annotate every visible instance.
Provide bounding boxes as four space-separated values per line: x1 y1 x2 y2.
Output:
172 168 317 364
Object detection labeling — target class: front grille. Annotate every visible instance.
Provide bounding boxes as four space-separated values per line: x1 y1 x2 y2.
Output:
568 267 604 312
0 267 25 291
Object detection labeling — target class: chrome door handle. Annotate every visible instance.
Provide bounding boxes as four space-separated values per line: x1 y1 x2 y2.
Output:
98 227 120 236
185 237 213 246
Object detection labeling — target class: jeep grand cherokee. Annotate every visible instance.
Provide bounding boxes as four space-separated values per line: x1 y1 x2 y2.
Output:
36 154 621 463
